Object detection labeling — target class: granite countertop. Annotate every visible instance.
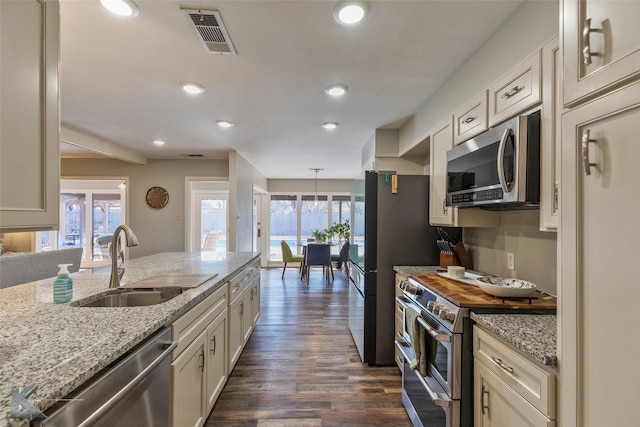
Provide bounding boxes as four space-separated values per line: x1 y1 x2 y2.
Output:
0 251 259 426
471 313 557 368
394 265 443 276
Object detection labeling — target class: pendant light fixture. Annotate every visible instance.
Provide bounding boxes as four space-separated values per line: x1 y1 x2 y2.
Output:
310 168 324 207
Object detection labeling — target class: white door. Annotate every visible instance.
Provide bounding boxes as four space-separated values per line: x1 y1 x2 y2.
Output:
192 192 228 253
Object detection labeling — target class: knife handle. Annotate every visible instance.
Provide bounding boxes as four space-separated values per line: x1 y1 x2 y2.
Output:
452 242 473 269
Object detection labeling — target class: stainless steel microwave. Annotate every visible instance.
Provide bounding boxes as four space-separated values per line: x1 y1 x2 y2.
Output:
446 112 540 209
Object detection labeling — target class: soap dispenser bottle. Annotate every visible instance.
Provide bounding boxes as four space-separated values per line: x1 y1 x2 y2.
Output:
53 263 73 304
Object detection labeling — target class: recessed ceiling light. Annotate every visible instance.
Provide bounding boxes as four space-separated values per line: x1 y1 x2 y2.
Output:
333 1 369 25
153 140 166 146
322 122 339 130
100 0 139 17
180 82 205 95
325 84 349 97
216 120 234 128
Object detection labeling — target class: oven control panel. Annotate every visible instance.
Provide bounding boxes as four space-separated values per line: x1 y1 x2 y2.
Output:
406 278 463 332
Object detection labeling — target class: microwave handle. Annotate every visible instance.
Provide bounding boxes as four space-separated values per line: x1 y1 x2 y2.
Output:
497 127 514 192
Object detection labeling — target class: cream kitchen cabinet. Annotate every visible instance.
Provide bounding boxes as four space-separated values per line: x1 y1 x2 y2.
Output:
429 117 498 228
562 0 640 107
0 0 60 232
559 78 640 427
539 36 562 232
171 285 228 427
228 259 261 372
394 272 407 370
488 50 542 127
453 91 488 145
474 326 556 427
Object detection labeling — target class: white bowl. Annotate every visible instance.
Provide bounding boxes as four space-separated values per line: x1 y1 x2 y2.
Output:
476 277 537 298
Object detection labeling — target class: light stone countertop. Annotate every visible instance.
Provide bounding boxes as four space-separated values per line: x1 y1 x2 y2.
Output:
0 251 259 426
471 313 557 368
394 266 557 368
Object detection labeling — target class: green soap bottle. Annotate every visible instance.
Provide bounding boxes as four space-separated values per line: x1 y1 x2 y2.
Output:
53 263 73 304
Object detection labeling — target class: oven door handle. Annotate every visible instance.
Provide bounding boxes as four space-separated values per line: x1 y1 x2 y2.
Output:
394 341 452 408
395 296 408 309
416 316 451 342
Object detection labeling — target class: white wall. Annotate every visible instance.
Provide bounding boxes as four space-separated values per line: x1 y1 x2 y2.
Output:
62 158 228 258
229 151 267 252
397 0 560 292
268 179 351 193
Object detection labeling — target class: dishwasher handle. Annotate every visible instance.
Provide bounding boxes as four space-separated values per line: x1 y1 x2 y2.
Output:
77 340 177 427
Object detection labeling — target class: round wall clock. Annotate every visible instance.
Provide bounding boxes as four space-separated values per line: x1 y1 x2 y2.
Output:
145 186 169 209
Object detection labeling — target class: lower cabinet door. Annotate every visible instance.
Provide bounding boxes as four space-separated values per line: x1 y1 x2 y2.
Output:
228 293 244 372
172 331 206 427
474 360 554 427
206 310 227 414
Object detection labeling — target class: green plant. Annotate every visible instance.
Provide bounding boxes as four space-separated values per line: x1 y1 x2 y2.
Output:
331 220 350 242
311 229 324 240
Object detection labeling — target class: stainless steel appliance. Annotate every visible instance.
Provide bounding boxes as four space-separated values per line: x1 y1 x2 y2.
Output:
395 277 472 427
349 172 458 366
396 273 556 427
34 328 176 427
446 112 540 209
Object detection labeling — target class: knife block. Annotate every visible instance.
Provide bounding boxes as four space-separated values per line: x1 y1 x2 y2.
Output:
439 252 459 268
452 242 473 269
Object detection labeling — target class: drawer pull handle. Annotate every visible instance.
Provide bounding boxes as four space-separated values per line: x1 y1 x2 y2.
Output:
490 355 514 374
582 18 602 66
462 116 476 124
211 335 216 355
501 86 522 99
442 198 448 215
581 128 598 176
481 384 490 415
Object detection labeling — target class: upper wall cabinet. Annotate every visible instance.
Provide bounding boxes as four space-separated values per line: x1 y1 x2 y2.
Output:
0 0 60 232
563 0 640 107
453 91 488 145
539 36 562 232
488 50 542 127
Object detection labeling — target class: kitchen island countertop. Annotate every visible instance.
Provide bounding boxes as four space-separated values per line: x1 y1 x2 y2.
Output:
0 251 259 426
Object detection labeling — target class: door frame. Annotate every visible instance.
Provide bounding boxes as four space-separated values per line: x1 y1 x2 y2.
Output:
184 177 229 252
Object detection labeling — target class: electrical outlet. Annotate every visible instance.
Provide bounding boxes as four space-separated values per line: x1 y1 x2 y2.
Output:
175 213 183 221
507 252 515 270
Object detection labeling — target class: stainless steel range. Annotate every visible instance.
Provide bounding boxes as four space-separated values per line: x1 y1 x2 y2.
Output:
395 273 556 427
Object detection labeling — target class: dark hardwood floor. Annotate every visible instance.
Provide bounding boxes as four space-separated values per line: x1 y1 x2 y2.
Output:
205 265 412 427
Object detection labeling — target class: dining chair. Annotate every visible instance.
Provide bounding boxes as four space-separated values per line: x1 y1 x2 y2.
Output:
304 243 333 283
280 240 304 279
330 241 350 280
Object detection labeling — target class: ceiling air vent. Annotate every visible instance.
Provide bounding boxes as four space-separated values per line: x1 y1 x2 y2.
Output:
182 8 237 55
181 154 204 158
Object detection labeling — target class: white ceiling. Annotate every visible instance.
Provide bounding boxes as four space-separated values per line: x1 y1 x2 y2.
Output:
59 0 522 179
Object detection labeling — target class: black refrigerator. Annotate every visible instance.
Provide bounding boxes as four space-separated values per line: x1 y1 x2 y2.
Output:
348 171 458 366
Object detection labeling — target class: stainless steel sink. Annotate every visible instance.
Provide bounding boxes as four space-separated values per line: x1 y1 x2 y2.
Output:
73 287 184 307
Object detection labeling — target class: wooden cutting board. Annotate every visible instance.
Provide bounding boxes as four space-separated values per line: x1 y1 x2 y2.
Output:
125 273 218 288
411 273 556 310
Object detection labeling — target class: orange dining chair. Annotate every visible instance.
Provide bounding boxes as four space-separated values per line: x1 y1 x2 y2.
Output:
280 240 304 279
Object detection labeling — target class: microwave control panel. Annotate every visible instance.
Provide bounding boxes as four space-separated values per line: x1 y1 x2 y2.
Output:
450 188 503 205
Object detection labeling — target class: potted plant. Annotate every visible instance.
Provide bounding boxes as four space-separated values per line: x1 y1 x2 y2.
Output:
332 220 350 245
311 229 325 243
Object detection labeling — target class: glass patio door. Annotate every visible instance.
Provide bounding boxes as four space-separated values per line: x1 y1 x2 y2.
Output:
194 192 228 253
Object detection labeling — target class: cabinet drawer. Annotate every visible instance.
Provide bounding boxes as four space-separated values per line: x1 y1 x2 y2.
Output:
228 260 260 301
172 285 227 358
454 91 488 144
474 326 556 419
489 50 541 126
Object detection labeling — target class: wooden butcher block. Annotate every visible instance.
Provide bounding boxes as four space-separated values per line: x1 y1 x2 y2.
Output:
411 273 556 310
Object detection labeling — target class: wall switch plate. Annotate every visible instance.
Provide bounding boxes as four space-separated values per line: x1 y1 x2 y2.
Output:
507 252 515 270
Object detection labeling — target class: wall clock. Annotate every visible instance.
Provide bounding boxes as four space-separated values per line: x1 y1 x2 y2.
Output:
145 186 169 209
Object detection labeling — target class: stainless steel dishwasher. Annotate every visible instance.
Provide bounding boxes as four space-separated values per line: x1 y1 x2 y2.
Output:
34 328 177 427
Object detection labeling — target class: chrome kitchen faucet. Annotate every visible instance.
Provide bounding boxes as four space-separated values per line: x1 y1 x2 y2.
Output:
109 225 139 288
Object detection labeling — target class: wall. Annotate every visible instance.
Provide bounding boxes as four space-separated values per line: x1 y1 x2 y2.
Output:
465 210 557 295
397 0 560 292
268 179 352 194
62 158 228 258
228 151 267 252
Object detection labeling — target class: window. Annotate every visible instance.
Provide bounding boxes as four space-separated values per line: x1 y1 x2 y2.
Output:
268 193 349 262
37 180 126 267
